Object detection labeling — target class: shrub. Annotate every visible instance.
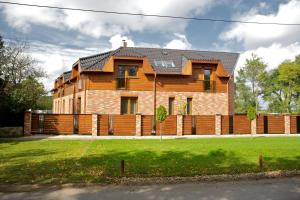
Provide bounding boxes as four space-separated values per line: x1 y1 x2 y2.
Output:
247 106 257 120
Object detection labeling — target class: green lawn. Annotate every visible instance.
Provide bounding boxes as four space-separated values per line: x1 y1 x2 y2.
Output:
1 137 300 184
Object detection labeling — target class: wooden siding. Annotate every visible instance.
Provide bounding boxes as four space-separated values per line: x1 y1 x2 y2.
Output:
183 115 193 135
290 116 297 134
268 115 284 134
233 115 251 134
98 115 109 135
141 115 153 136
86 60 229 93
44 114 73 134
112 115 136 136
256 115 265 134
221 115 230 135
78 114 92 134
156 115 177 135
195 115 215 135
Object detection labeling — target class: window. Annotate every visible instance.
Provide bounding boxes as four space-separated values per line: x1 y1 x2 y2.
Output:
62 100 65 113
204 69 211 91
168 97 174 115
186 98 192 115
77 97 81 114
121 97 137 114
128 66 137 77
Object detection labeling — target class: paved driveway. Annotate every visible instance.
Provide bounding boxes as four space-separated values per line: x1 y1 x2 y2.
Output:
1 177 300 200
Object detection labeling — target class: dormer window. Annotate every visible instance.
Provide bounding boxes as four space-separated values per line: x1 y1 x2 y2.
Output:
204 69 211 91
128 66 137 77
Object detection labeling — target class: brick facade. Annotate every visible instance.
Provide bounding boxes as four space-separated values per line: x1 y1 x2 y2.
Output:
85 90 229 115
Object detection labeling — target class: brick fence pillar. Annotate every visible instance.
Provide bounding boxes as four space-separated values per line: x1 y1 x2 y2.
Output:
215 114 221 135
177 114 183 136
92 113 98 137
136 113 142 136
251 118 257 135
23 111 32 136
284 115 291 135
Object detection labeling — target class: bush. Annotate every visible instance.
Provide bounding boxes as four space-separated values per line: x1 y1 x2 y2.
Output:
156 105 167 123
247 106 257 120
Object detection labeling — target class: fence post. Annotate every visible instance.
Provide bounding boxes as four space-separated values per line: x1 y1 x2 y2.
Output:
215 114 221 135
92 113 98 137
177 114 183 136
23 111 32 136
251 118 257 135
135 113 142 136
284 115 291 135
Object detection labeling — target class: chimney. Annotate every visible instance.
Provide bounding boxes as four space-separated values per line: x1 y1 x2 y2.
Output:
122 39 127 47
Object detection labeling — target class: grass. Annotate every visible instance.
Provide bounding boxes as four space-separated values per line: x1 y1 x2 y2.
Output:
0 137 300 184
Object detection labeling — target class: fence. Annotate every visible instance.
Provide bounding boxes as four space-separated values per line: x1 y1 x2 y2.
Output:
24 112 300 136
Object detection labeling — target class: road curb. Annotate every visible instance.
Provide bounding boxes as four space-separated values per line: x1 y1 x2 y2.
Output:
1 170 299 193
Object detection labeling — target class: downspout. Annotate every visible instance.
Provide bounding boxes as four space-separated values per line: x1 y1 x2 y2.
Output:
152 71 157 134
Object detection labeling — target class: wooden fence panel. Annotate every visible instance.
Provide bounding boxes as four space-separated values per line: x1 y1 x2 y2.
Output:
233 115 251 134
256 115 265 134
98 115 109 135
31 114 40 133
221 115 229 135
78 115 92 135
156 115 177 135
268 115 284 134
141 115 153 136
290 116 297 134
44 114 73 134
183 115 192 135
195 115 215 135
112 115 136 136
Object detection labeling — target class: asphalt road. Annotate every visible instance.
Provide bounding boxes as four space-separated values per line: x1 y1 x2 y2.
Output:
1 177 300 200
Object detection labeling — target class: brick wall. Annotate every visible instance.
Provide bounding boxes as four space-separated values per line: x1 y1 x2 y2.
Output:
86 90 229 115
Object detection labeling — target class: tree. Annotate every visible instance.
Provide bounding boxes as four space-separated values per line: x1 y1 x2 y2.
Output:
156 105 167 141
235 53 267 113
10 77 46 113
263 57 300 113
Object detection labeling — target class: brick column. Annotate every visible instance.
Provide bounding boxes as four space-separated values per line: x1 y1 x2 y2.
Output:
92 113 98 137
23 111 32 136
177 114 183 136
251 118 257 135
136 113 142 136
284 115 291 135
215 114 221 135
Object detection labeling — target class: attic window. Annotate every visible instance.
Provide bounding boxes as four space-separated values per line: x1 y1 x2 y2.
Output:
162 51 168 55
154 60 175 68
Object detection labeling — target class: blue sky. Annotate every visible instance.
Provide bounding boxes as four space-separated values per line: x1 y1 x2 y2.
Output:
0 0 300 90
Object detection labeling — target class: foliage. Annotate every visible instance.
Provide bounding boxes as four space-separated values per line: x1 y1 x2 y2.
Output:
262 59 300 113
235 53 267 113
36 96 53 110
247 106 256 120
177 100 187 115
156 105 167 123
1 137 300 184
10 77 46 113
0 35 47 126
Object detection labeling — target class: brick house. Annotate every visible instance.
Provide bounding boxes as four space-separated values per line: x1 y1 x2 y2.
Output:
52 43 239 117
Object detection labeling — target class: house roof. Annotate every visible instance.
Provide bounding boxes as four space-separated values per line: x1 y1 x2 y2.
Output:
78 47 239 74
62 70 72 81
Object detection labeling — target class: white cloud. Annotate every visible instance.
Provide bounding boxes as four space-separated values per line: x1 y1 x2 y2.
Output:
164 33 192 49
27 41 99 91
1 0 217 38
236 42 300 73
219 0 300 49
106 34 135 51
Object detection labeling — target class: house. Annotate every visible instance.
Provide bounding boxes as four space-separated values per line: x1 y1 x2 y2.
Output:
52 42 239 117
